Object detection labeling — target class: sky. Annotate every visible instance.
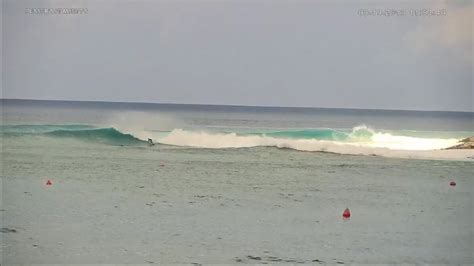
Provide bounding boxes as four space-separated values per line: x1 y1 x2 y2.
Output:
2 0 473 112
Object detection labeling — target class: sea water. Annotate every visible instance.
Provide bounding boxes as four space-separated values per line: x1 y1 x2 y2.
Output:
1 99 473 264
1 99 473 153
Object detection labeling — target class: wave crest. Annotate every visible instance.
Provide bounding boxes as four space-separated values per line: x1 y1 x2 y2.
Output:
1 125 144 145
2 124 468 159
155 126 460 152
45 128 143 144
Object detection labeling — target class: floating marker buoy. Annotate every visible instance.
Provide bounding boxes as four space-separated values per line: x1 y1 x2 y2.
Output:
343 208 351 219
450 181 456 186
46 180 52 186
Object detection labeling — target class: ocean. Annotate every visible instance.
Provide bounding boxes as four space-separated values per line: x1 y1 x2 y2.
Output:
2 99 473 154
1 99 473 264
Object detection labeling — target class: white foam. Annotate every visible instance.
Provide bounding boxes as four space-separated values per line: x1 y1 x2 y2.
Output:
368 132 459 150
146 128 472 161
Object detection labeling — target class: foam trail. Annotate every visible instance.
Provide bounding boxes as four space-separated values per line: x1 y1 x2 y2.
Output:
156 128 460 151
151 128 472 160
5 123 468 160
368 133 459 150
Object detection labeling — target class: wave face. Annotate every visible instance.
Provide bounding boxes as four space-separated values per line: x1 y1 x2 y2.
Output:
1 124 468 157
1 125 144 145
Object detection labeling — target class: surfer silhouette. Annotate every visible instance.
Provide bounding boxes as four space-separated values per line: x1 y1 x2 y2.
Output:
148 138 155 146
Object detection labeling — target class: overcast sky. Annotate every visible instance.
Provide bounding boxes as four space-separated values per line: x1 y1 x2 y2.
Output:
2 0 473 111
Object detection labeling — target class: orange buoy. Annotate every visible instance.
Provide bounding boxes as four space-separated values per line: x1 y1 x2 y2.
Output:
46 180 52 186
450 181 456 186
343 208 351 219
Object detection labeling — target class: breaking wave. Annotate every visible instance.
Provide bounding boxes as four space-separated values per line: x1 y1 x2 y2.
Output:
156 126 461 151
1 125 143 145
1 124 470 158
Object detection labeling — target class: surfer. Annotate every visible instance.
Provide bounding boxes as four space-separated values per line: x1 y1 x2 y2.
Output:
148 138 155 146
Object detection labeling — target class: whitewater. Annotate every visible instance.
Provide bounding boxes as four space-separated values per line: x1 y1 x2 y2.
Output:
2 124 472 160
2 100 473 264
1 100 473 160
152 127 470 160
152 126 460 150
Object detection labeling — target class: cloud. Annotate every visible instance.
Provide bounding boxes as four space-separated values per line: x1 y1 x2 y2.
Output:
404 1 472 59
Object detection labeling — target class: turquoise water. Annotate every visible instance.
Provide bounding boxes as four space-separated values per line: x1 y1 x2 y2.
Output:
0 124 416 144
2 99 472 144
1 123 472 152
1 99 473 263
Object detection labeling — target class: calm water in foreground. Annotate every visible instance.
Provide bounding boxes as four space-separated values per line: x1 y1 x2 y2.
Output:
1 99 473 263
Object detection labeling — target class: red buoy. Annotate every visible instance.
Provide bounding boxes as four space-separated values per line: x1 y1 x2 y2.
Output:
450 181 456 186
46 180 52 186
343 208 351 219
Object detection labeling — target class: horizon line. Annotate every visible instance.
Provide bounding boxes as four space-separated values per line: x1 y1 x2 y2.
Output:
1 97 472 114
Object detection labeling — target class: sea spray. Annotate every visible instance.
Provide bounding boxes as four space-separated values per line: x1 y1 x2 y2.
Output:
156 126 460 151
1 124 469 159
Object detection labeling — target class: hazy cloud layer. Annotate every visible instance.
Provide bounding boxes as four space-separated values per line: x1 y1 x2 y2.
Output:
2 0 472 111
